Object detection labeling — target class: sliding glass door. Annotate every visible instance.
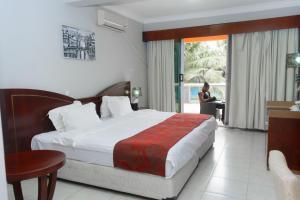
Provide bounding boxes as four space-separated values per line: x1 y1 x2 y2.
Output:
174 39 184 113
174 36 228 114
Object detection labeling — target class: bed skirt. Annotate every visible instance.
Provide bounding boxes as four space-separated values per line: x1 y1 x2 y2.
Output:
57 131 215 199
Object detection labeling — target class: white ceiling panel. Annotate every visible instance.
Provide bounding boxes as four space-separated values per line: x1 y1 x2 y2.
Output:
105 0 300 23
68 0 300 30
108 0 278 18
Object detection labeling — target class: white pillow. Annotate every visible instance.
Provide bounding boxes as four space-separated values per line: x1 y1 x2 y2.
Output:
100 96 111 118
48 101 82 132
62 103 102 131
101 96 132 118
107 96 133 117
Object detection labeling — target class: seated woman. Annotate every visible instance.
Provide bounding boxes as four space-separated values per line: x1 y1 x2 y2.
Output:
198 82 216 102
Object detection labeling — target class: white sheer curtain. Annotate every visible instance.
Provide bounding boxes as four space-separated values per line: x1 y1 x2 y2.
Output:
147 40 176 112
229 28 299 130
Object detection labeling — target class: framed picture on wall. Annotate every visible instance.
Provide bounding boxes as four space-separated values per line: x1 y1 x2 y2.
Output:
62 25 96 60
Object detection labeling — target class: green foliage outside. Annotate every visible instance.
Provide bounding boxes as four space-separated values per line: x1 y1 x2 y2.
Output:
184 40 227 83
184 40 227 100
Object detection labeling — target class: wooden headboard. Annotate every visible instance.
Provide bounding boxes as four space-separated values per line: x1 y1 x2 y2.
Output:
0 81 131 153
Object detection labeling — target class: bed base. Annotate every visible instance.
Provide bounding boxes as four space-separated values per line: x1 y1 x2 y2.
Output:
57 131 215 200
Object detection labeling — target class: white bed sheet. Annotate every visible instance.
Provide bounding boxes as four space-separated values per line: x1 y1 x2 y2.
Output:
32 110 217 178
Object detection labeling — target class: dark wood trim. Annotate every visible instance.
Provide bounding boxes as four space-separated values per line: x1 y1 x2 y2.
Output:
12 182 23 200
97 81 131 97
38 176 47 200
47 172 58 200
143 15 300 41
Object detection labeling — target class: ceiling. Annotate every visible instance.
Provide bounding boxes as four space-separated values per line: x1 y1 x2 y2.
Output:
68 0 300 30
106 0 279 21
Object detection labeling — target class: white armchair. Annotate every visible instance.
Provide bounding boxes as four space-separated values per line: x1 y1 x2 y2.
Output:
269 150 300 200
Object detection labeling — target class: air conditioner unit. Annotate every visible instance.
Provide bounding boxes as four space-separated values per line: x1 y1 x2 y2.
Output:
97 10 128 32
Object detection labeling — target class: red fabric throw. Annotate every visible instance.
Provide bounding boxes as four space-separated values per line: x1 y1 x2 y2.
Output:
113 113 211 177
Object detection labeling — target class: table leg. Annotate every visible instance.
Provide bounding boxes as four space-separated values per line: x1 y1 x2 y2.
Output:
38 176 48 200
222 107 225 122
12 182 23 200
47 171 57 200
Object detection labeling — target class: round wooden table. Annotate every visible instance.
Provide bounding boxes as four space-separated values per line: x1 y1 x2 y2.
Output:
6 150 66 200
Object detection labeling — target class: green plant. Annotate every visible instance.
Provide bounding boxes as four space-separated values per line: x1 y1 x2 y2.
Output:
184 40 227 84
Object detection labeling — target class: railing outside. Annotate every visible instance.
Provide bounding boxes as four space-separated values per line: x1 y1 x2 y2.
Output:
183 83 226 104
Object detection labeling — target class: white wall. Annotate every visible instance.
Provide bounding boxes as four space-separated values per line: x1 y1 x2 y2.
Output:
0 0 147 106
0 112 8 200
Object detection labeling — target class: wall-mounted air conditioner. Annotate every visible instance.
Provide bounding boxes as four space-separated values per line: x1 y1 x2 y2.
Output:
97 10 128 32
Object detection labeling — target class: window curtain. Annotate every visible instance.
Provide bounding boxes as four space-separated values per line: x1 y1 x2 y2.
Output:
224 35 232 125
147 40 176 112
228 28 299 130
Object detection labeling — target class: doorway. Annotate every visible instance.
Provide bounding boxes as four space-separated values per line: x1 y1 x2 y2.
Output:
182 35 228 114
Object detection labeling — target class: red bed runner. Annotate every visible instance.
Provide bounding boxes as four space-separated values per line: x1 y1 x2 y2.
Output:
113 113 211 177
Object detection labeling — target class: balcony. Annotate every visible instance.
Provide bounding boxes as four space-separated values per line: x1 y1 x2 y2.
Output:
183 83 226 114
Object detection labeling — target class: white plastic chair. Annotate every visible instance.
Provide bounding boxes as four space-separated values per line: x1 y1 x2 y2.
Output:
269 150 300 200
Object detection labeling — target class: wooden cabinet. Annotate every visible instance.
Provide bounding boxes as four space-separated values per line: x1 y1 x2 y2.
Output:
267 101 300 173
266 101 294 111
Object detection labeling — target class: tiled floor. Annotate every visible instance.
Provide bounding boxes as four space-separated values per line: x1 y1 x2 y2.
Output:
7 127 277 200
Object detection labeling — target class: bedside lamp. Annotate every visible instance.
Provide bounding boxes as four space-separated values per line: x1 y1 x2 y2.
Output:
132 87 142 104
131 87 142 111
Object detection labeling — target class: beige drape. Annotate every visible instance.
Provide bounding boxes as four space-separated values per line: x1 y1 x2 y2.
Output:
229 28 299 130
147 40 176 112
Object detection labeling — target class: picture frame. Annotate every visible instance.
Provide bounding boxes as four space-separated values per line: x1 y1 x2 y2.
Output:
62 25 96 60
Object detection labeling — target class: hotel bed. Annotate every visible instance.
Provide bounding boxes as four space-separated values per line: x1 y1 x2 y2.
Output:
0 81 217 200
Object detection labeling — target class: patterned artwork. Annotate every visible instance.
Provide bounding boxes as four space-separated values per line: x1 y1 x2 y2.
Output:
287 53 300 68
62 25 95 60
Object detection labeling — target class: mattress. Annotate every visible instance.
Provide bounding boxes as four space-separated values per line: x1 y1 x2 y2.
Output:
32 109 217 178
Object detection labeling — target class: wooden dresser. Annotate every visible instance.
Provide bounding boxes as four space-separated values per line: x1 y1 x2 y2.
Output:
267 101 300 173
